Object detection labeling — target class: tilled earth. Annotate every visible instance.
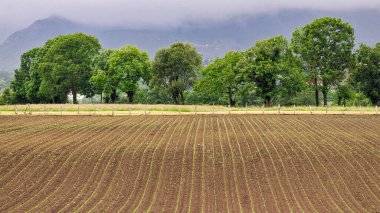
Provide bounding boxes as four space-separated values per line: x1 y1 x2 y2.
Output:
0 115 379 212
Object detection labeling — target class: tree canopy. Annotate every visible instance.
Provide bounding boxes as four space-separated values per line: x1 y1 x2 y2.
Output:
151 42 202 104
39 33 101 104
2 17 380 107
11 48 42 104
196 51 245 106
108 46 150 103
291 17 355 106
351 43 380 105
242 36 305 106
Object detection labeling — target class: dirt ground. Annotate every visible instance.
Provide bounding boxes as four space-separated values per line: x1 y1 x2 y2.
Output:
0 115 379 212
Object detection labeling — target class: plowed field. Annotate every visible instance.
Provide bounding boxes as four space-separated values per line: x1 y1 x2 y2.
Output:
0 115 379 212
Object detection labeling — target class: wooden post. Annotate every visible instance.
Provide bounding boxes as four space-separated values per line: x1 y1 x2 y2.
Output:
376 105 378 115
112 106 114 116
343 105 345 115
61 106 63 116
309 105 312 115
179 106 181 114
293 104 296 115
195 106 197 115
144 108 147 115
228 105 231 115
29 104 32 115
278 104 280 114
77 105 80 115
262 104 265 114
161 107 164 115
14 105 17 115
129 107 131 116
325 105 328 115
245 103 248 114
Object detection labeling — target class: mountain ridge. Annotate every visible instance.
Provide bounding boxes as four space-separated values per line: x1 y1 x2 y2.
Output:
1 9 379 72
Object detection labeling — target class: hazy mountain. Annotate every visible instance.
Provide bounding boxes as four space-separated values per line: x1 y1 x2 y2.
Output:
0 9 379 72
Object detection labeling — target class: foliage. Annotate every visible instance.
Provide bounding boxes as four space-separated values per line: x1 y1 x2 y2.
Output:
334 84 355 106
90 49 114 103
0 88 14 105
133 85 172 104
10 48 43 103
291 17 355 106
0 71 12 92
2 17 379 107
242 36 305 106
151 42 202 104
39 33 101 104
196 51 245 106
351 43 380 105
108 46 151 103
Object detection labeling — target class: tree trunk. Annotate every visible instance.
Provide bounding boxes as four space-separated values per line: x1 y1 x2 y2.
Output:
322 90 328 107
315 89 319 107
172 92 178 105
73 91 78 104
264 96 271 107
111 89 117 103
228 88 236 107
338 96 342 106
179 91 185 105
127 91 135 103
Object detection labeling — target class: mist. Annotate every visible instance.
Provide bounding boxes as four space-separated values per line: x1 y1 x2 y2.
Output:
1 0 379 29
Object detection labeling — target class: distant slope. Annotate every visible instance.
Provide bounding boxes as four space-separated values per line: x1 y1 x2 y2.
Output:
0 9 379 72
0 16 93 72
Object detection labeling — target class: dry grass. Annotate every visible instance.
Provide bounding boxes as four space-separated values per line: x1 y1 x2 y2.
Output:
0 104 378 116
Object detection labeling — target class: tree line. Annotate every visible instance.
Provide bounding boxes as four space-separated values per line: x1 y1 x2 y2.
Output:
1 17 379 106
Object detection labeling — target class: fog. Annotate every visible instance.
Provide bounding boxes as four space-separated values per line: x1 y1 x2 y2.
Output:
0 0 379 41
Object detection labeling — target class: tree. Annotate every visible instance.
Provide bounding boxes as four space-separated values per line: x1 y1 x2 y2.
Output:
291 17 355 106
0 88 14 104
351 43 380 105
90 49 113 103
40 33 101 104
151 42 202 104
335 84 354 106
10 47 43 103
196 51 244 106
108 46 150 103
242 36 304 106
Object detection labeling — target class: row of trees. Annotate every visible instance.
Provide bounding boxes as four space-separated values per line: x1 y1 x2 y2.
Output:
1 17 379 106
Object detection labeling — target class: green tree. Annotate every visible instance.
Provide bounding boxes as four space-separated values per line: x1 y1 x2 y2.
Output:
291 17 355 106
351 43 380 105
40 33 101 104
108 46 150 103
242 36 304 106
151 42 202 104
0 88 14 104
10 47 43 103
335 84 354 106
90 49 113 103
196 51 244 106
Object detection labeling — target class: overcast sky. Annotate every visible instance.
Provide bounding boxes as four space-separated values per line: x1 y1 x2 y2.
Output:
0 0 379 41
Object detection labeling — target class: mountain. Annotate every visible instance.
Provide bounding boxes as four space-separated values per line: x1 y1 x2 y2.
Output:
0 9 379 72
0 16 95 72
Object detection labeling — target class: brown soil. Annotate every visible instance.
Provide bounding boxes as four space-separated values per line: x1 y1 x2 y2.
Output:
0 115 379 212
